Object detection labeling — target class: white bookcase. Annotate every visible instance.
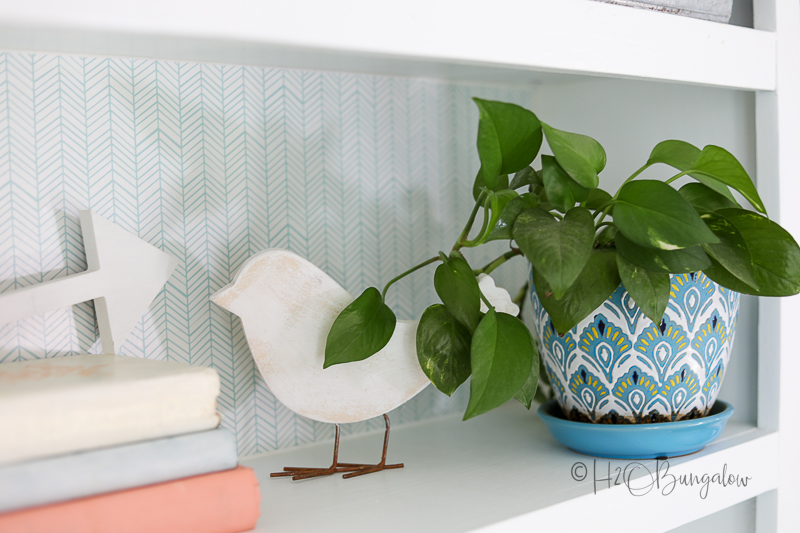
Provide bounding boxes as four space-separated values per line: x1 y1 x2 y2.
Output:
1 0 796 531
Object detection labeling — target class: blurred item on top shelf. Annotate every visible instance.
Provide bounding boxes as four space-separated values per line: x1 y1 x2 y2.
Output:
592 0 732 22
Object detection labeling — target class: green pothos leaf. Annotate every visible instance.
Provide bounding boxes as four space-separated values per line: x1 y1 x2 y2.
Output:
613 180 719 250
416 304 472 396
614 232 711 274
595 225 617 248
679 182 739 213
704 209 800 296
473 171 509 201
533 249 621 334
513 340 541 410
509 166 541 190
324 287 396 368
647 140 737 203
514 207 595 299
434 254 483 332
474 98 542 189
484 192 539 242
616 254 670 325
585 188 613 211
542 123 606 188
541 154 589 213
647 139 701 171
473 190 518 245
700 211 759 290
464 309 535 420
690 146 765 214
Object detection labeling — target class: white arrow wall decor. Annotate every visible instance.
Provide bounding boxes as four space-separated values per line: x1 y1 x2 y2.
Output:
0 211 178 354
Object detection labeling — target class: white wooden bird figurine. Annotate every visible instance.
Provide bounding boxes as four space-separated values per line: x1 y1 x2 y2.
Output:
211 248 518 480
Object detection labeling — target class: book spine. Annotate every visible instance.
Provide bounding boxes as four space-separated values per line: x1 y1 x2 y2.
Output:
0 466 261 533
1 366 221 465
0 428 239 513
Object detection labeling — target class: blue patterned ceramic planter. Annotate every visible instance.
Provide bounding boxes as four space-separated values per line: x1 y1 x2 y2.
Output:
529 271 739 424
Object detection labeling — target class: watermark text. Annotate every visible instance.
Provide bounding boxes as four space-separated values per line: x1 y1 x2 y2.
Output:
570 460 751 499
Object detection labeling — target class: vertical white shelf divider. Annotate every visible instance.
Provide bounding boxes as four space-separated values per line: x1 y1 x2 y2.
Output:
754 0 800 530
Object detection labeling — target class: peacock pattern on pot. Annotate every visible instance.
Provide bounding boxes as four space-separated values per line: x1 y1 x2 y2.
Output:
530 271 739 424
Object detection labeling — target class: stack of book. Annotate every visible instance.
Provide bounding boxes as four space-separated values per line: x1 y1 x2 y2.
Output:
0 354 261 533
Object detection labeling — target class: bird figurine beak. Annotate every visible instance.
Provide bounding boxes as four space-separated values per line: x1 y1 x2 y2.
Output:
210 285 238 315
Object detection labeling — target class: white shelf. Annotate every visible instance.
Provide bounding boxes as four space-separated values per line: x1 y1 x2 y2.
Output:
0 0 776 90
0 1 789 529
241 403 777 533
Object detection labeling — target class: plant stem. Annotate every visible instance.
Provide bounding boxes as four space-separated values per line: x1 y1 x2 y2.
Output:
381 256 441 300
478 290 493 310
474 249 522 276
453 192 486 251
594 204 614 226
461 207 491 248
592 162 651 226
512 281 528 320
595 220 615 231
512 281 529 308
665 170 690 184
622 162 651 185
592 200 613 219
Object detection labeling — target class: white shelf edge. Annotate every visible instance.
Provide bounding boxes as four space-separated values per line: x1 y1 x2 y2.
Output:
0 0 776 91
240 404 776 533
476 430 778 532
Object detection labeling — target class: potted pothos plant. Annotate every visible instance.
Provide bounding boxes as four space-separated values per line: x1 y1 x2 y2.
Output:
322 98 800 424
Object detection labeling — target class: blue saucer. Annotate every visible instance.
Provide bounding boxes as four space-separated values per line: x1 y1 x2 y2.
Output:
537 399 734 459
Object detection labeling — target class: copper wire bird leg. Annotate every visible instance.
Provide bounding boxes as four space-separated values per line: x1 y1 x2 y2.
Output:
270 414 403 481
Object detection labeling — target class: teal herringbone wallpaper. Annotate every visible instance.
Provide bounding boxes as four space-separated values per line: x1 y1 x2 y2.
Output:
0 52 533 456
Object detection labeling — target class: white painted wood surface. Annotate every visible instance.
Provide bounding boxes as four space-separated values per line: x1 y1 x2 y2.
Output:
0 0 775 90
478 274 520 316
1 0 795 529
753 1 800 531
0 211 178 354
211 249 430 424
241 403 775 533
211 249 518 424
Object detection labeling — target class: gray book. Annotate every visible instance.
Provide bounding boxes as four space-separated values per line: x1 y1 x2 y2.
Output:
0 428 238 513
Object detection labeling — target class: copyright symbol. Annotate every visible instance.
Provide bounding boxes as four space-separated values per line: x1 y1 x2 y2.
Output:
571 462 587 481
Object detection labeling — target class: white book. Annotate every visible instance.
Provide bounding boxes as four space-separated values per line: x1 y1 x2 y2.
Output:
0 428 238 512
0 354 220 465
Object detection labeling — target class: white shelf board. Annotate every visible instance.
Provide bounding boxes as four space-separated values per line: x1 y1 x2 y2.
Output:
241 402 777 533
0 0 776 91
